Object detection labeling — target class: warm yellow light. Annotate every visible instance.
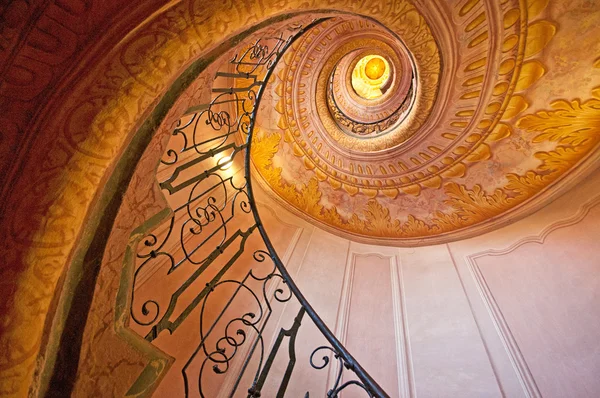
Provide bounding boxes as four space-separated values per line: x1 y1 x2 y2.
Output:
217 155 233 170
351 55 391 100
365 58 386 80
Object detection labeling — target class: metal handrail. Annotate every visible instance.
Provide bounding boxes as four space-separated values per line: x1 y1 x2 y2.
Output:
129 16 390 398
244 20 389 398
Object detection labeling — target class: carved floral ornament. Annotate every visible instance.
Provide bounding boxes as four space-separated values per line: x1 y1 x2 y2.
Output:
250 0 600 242
1 0 600 396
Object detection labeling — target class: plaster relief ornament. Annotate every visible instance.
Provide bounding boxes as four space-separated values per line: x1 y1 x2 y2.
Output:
249 0 600 245
6 1 600 396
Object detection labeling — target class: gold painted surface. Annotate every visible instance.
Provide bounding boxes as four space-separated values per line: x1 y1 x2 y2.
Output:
252 83 600 238
251 0 600 239
1 0 600 396
285 14 441 153
0 1 428 396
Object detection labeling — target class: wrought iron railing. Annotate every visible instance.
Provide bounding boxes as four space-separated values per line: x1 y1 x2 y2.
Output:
129 18 389 398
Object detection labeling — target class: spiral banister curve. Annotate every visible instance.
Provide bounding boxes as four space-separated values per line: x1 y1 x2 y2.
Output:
244 20 389 398
127 16 390 397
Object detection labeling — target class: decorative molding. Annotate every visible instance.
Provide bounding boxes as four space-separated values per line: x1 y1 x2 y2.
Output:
390 254 416 398
330 250 415 397
447 243 507 397
468 195 600 259
464 194 600 398
251 141 600 247
465 258 542 398
251 0 600 245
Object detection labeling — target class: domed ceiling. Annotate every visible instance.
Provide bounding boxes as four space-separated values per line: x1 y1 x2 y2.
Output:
251 0 600 243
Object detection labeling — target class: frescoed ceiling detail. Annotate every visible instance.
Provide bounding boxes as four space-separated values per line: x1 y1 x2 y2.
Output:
3 0 599 396
250 0 600 242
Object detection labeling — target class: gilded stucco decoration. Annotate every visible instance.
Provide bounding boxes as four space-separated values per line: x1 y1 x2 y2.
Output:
1 0 600 396
251 0 600 241
0 1 438 396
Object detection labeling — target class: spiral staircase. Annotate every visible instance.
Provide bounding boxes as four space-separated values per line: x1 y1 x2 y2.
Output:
1 1 600 397
125 18 387 397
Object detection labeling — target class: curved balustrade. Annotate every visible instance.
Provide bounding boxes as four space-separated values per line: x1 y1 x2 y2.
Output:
129 18 389 397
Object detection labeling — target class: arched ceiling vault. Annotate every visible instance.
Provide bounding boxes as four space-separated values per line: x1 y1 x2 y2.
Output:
1 0 599 396
250 1 600 244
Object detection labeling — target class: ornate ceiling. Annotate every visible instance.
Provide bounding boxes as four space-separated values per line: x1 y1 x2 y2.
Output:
251 0 600 243
2 0 600 396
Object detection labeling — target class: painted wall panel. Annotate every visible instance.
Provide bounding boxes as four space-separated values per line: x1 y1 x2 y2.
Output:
400 245 501 398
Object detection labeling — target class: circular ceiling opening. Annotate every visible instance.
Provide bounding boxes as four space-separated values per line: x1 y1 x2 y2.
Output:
351 55 391 100
365 57 386 79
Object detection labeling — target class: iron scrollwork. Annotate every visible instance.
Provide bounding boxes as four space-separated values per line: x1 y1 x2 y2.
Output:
308 347 375 398
129 17 389 398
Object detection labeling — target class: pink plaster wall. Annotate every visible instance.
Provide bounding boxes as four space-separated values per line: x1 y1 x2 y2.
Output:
220 164 600 397
145 163 600 397
449 167 600 398
474 206 600 398
227 185 500 397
